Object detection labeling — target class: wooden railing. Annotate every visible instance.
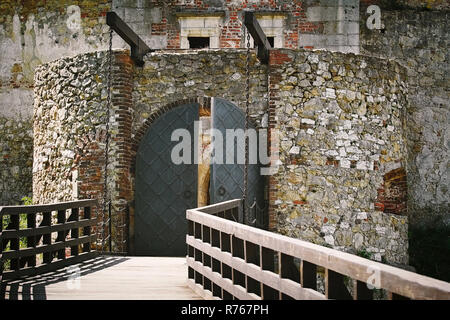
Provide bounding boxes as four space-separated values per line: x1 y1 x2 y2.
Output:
186 199 450 300
0 200 98 282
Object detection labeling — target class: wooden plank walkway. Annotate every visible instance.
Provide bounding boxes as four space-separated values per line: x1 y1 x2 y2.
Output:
1 256 203 300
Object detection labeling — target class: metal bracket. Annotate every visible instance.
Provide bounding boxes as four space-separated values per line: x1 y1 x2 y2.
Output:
243 11 272 64
106 12 153 67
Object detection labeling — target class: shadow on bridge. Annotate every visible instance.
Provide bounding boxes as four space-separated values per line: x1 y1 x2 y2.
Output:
1 256 128 300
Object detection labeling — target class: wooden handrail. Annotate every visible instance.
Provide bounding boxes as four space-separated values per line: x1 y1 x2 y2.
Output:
186 199 450 300
0 199 98 215
1 219 95 239
0 199 99 282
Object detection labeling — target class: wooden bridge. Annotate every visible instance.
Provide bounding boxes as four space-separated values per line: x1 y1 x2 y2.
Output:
2 256 201 300
1 200 449 300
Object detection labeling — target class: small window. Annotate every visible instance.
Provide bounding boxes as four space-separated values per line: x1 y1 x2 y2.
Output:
267 37 274 48
188 37 210 49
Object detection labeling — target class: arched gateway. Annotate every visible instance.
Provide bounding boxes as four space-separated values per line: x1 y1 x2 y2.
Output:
135 98 265 256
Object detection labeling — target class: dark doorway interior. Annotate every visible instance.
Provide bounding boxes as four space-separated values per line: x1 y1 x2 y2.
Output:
188 37 210 49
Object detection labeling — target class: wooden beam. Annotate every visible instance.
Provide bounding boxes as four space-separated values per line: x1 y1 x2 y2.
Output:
26 211 37 268
2 219 96 239
187 257 260 300
243 11 271 64
0 199 98 215
106 12 152 67
1 235 97 260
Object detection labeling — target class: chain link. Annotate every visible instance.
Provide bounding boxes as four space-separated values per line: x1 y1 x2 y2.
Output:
243 28 251 224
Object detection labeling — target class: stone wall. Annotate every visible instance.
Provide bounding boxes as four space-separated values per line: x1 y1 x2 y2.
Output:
134 50 268 133
0 0 343 128
12 1 449 269
0 116 33 205
32 49 268 253
0 44 33 205
34 51 108 203
33 46 414 264
33 49 133 251
268 49 409 265
359 5 449 279
362 0 450 11
0 0 114 120
0 0 366 207
360 7 449 228
0 0 114 206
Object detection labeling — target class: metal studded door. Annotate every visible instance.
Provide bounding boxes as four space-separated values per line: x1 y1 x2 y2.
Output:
210 98 265 227
135 103 198 256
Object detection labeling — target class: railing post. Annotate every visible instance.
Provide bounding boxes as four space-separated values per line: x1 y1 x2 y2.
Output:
10 214 19 270
42 211 52 264
239 200 244 224
83 206 91 253
57 209 66 260
231 205 239 223
26 211 36 267
231 236 245 288
70 207 80 257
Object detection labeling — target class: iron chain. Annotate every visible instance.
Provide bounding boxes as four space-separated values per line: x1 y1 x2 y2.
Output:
98 28 113 253
243 28 251 224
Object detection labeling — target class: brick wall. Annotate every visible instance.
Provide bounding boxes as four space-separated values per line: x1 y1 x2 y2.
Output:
375 167 407 216
267 50 293 231
109 53 134 252
112 0 326 50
